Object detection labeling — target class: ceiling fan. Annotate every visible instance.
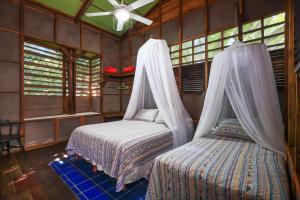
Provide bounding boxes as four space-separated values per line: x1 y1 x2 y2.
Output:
86 0 155 31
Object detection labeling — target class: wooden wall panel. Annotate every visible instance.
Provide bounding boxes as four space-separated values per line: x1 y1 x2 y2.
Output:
131 35 144 56
162 19 179 45
0 62 20 91
144 27 160 39
81 26 101 54
209 0 238 32
0 93 20 121
0 0 20 32
122 57 130 69
182 94 204 120
102 95 120 113
60 118 80 140
102 36 119 56
122 39 130 58
24 96 63 118
56 16 80 48
92 96 100 113
103 82 120 94
244 0 284 21
85 115 102 124
132 55 137 66
76 96 90 113
24 6 54 42
24 120 54 147
122 94 130 112
183 8 205 40
0 30 20 62
102 56 120 69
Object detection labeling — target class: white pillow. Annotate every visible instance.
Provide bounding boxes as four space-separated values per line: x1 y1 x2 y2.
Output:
215 119 252 141
155 112 165 124
135 109 159 122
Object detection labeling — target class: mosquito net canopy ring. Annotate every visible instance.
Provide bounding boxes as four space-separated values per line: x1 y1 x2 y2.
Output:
194 41 285 156
124 38 194 147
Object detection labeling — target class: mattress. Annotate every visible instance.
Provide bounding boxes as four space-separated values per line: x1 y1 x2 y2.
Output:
146 135 289 200
66 119 173 192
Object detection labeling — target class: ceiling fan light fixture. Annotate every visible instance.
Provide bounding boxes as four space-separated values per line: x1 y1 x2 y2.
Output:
115 8 130 22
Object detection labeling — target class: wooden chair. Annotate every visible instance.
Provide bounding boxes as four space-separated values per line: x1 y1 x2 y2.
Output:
0 119 26 159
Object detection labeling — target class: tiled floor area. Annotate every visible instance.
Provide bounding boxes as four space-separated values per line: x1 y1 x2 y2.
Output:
49 156 148 200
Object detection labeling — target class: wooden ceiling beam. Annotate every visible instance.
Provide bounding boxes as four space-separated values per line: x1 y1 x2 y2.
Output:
75 0 93 23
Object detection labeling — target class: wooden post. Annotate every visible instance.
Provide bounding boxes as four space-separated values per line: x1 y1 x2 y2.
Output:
20 0 25 138
54 119 61 143
204 0 209 90
235 3 243 41
159 1 162 39
92 165 97 173
286 0 296 151
178 0 183 96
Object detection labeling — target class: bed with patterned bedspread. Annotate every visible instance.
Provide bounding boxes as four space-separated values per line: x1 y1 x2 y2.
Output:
66 119 173 192
146 134 289 200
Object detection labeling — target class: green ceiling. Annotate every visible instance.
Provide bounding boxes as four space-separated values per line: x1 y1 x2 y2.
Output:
36 0 159 36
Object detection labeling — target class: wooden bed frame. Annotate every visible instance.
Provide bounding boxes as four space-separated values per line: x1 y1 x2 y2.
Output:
286 145 300 200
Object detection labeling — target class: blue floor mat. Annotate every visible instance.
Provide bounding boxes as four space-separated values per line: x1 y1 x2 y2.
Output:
49 156 148 200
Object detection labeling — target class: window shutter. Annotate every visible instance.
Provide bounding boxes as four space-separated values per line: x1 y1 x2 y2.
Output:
76 57 90 96
24 42 63 96
269 49 285 87
91 57 101 96
181 63 205 94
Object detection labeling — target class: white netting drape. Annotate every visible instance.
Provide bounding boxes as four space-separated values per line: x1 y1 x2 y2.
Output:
124 38 194 147
194 42 285 156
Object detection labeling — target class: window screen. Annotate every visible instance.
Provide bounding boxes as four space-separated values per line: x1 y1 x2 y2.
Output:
24 42 63 96
76 57 90 97
170 44 180 66
91 57 101 96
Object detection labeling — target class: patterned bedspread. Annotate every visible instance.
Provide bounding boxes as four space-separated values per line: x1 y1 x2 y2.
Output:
146 135 289 200
66 120 173 192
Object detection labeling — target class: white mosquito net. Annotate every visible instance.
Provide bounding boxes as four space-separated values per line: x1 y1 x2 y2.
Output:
194 41 285 156
124 38 194 147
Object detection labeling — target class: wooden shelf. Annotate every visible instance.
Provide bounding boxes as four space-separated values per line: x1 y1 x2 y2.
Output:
25 112 101 122
102 112 125 118
103 72 134 78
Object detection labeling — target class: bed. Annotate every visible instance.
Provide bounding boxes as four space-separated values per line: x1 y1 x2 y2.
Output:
66 119 173 192
146 134 289 200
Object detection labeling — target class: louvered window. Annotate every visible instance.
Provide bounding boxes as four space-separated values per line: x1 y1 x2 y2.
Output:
24 42 63 96
182 63 205 94
270 49 285 87
170 44 180 66
76 57 90 97
91 57 101 96
242 12 285 50
181 37 206 65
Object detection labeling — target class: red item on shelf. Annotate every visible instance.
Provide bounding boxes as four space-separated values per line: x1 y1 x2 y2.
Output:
123 66 136 73
104 66 118 73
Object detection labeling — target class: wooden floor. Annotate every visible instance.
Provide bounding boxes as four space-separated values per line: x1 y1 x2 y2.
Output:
0 143 77 200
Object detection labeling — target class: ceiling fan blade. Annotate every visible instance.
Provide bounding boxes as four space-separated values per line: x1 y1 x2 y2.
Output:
128 0 155 11
107 0 120 8
116 20 124 31
130 13 153 25
85 11 113 17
